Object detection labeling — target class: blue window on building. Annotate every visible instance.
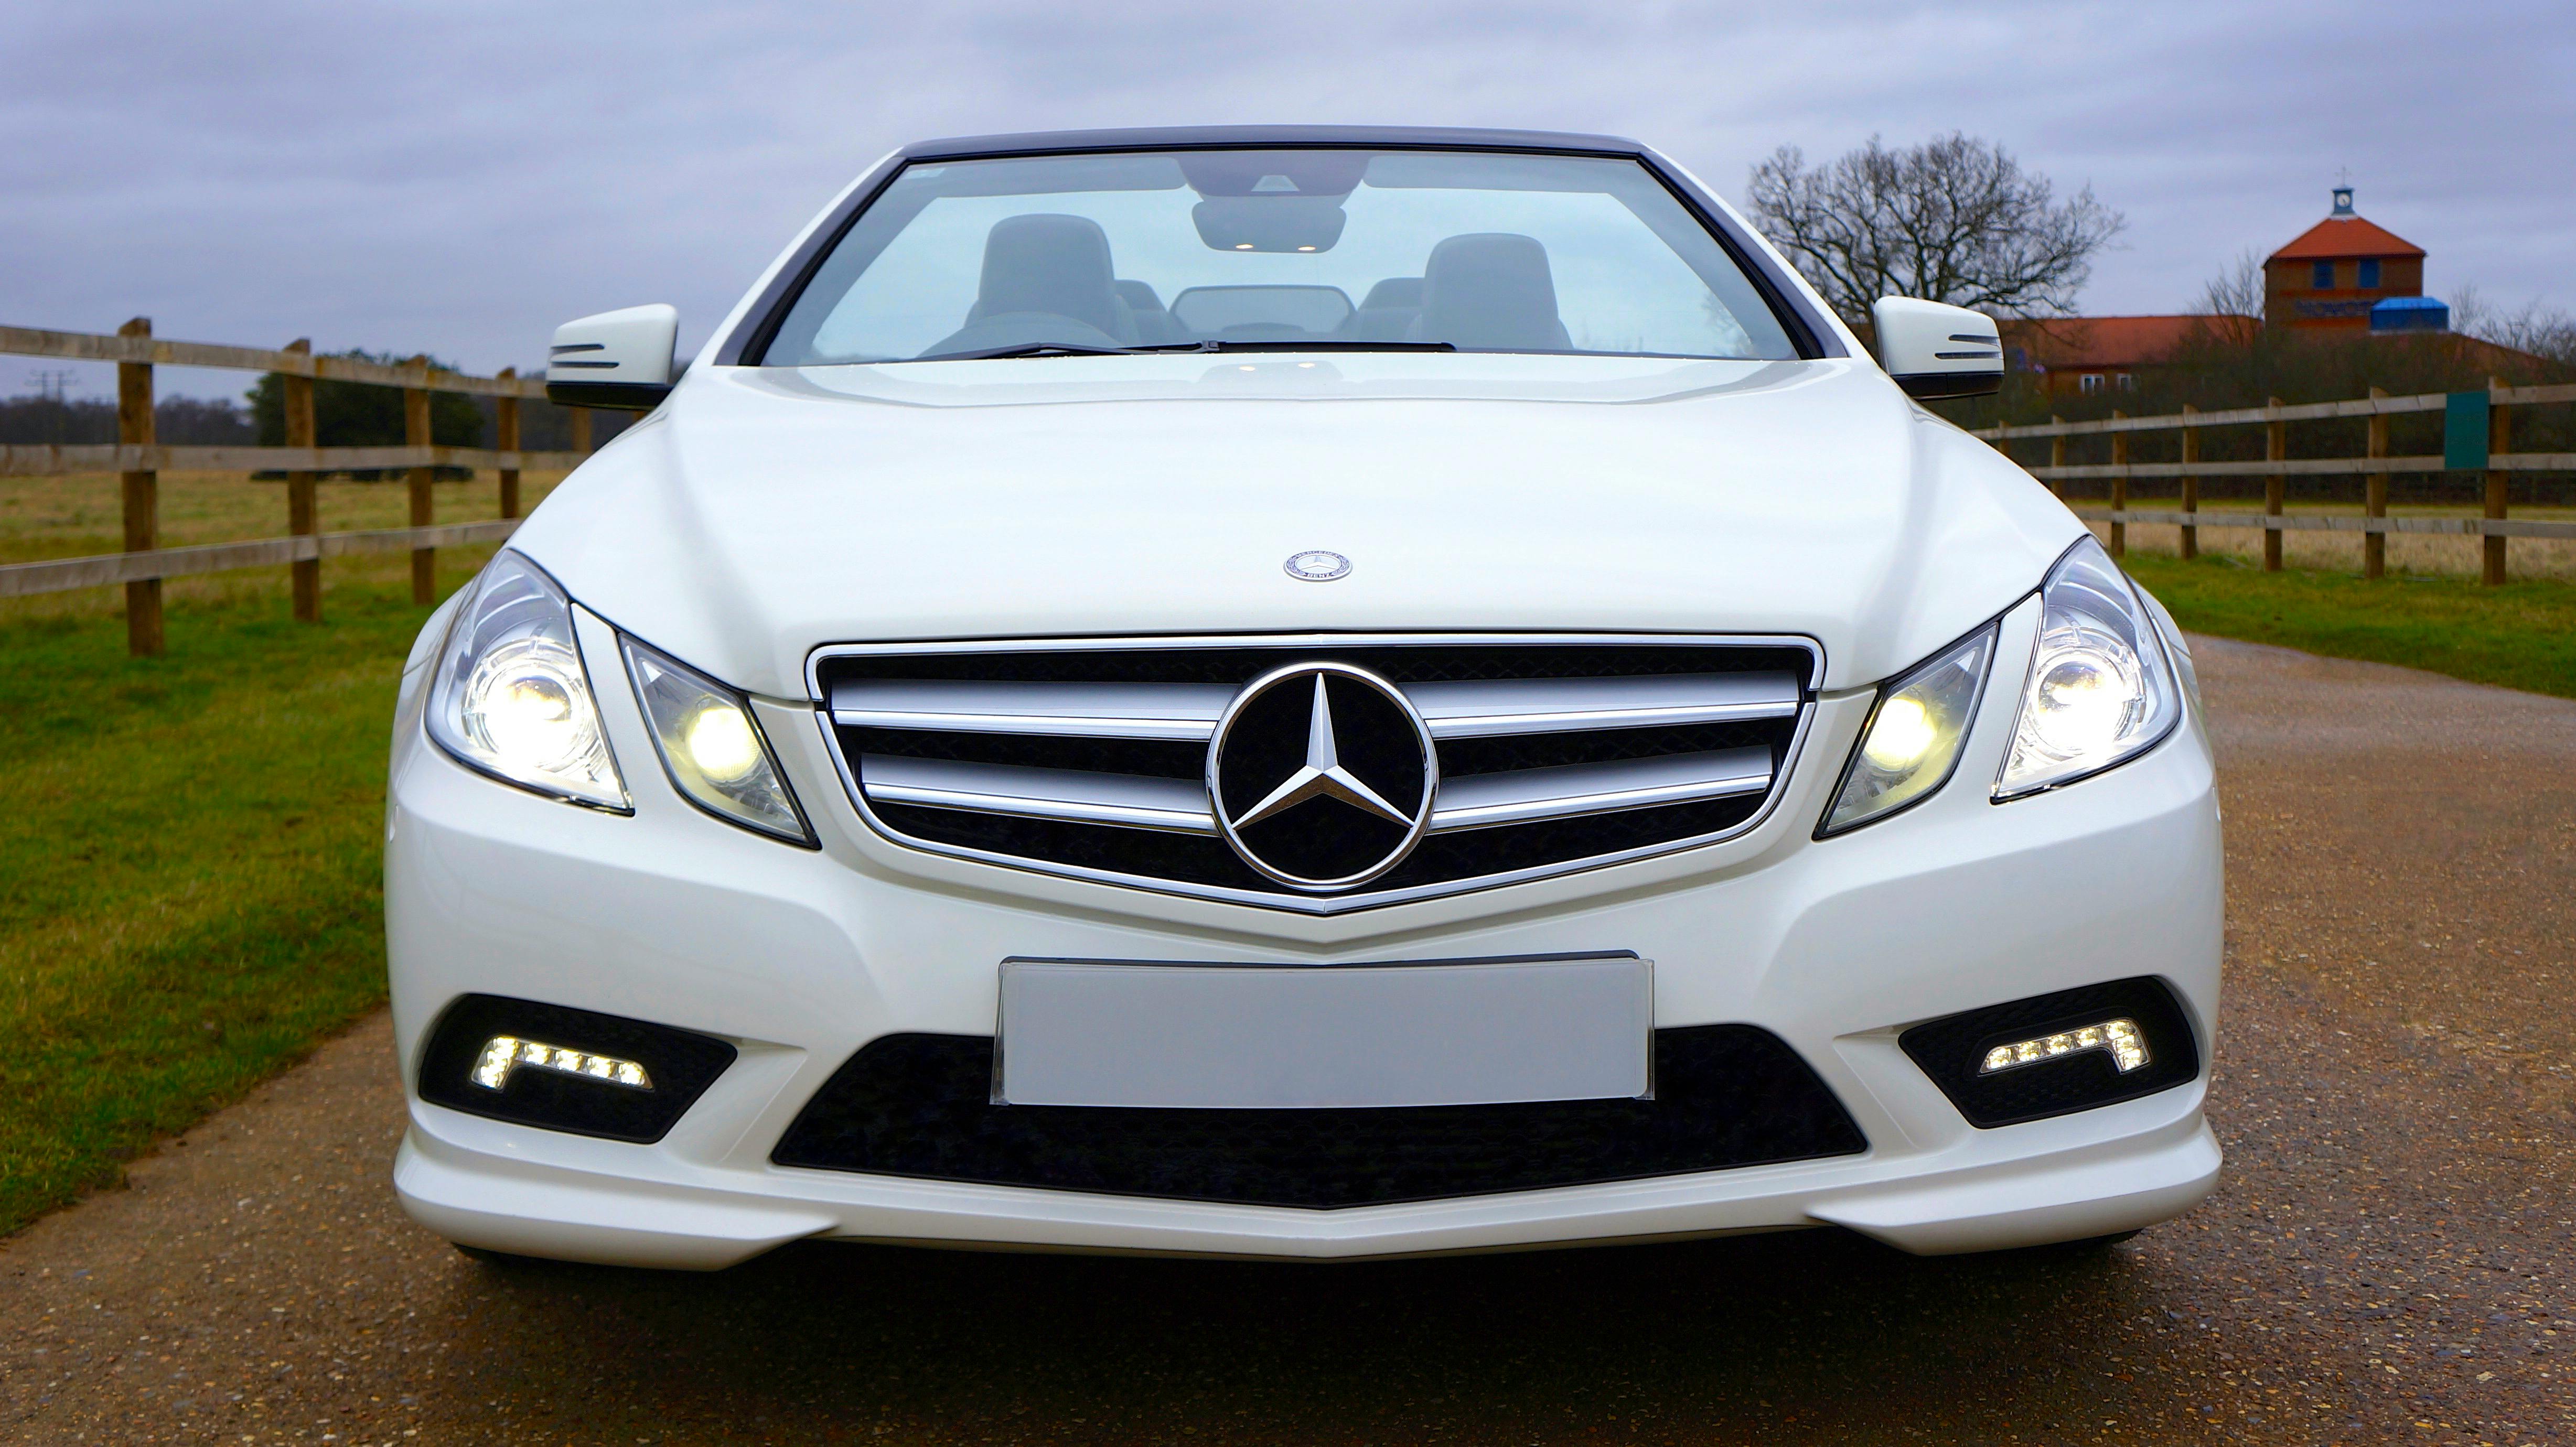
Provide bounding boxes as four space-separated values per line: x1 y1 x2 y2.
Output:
2312 261 2335 289
2358 258 2381 288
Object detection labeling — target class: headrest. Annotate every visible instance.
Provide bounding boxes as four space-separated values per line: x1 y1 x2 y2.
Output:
1417 234 1569 352
1359 277 1424 310
979 214 1122 336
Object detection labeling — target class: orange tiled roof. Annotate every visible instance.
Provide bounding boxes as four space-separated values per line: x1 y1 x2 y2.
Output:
2001 315 2251 371
2269 215 2424 262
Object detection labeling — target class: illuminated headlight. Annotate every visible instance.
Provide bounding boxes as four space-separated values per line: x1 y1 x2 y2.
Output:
471 1035 654 1091
1818 624 1997 836
1979 1019 2148 1075
1994 538 2182 800
621 637 813 844
425 551 627 809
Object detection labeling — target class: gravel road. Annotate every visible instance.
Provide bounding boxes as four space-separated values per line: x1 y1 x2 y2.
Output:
5 635 2571 1445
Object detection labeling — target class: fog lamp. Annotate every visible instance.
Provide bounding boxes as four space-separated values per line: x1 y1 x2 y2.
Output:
471 1035 654 1092
1978 1018 2148 1075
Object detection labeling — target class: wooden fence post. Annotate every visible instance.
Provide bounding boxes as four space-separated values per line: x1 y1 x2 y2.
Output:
571 405 593 455
2108 411 2127 557
496 368 522 520
2364 386 2389 580
2178 404 2199 559
2486 376 2510 587
2047 416 2065 499
284 338 321 621
405 358 435 605
2264 396 2287 573
117 317 163 656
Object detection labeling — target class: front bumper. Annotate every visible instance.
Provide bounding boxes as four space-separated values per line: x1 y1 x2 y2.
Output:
385 599 2223 1267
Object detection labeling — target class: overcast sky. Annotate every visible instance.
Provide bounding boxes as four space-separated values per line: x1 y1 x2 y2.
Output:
6 0 2570 398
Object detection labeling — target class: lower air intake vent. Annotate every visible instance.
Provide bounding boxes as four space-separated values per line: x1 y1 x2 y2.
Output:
770 1025 1866 1208
417 995 736 1143
1899 976 2199 1128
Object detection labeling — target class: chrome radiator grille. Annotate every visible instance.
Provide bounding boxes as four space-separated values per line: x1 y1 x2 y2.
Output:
813 635 1818 912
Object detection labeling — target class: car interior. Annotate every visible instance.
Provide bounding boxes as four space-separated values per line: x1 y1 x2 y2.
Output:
920 211 1576 357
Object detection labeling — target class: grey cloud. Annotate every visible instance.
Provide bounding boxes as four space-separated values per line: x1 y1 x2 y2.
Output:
3 0 2568 396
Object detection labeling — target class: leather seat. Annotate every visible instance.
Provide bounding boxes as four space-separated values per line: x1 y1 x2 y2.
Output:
1409 235 1572 352
1115 280 1188 344
1341 277 1422 342
922 214 1139 355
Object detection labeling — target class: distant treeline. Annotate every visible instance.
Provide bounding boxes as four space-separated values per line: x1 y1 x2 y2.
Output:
0 347 630 468
1930 327 2576 507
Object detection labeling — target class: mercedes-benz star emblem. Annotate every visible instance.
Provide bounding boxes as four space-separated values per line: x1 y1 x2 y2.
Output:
1206 663 1437 891
1283 549 1351 582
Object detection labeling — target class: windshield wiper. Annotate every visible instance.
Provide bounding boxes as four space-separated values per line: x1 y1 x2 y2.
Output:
915 342 1145 362
915 339 1462 362
1133 340 1457 353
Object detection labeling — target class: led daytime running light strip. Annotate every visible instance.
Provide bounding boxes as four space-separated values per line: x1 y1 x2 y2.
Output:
1978 1018 2148 1076
470 1035 654 1092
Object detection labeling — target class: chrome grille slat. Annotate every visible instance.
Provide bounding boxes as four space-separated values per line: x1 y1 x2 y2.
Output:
1428 748 1775 833
1408 672 1800 738
816 635 1818 912
859 755 1217 834
834 672 1799 741
859 747 1777 837
833 680 1232 741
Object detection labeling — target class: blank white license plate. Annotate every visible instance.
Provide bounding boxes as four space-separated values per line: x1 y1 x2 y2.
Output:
994 954 1651 1109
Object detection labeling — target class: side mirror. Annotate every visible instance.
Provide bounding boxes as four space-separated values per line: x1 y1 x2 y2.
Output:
1870 297 2002 399
545 304 679 411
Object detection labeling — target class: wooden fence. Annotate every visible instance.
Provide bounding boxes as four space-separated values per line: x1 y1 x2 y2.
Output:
1972 380 2576 585
12 321 2576 658
0 320 598 655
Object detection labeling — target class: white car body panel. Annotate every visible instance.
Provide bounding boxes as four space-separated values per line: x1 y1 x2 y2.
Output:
512 354 2084 702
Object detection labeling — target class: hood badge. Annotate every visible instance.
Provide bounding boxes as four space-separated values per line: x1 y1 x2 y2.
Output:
1206 663 1437 891
1283 549 1351 582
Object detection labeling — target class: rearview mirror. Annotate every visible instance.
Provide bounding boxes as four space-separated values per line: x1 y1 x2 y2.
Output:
1870 297 2002 400
545 304 679 411
1192 197 1347 253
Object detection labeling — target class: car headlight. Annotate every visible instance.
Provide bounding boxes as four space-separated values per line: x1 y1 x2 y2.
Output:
425 551 627 810
620 636 813 845
1994 537 2183 800
1818 623 1997 836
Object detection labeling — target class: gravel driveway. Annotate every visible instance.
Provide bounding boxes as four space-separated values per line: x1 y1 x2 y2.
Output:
5 635 2571 1445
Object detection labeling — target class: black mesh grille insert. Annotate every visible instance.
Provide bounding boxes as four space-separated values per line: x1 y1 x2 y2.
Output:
824 641 1812 903
771 1025 1866 1208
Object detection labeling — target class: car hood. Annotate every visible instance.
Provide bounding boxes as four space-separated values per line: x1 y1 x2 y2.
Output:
510 352 2085 698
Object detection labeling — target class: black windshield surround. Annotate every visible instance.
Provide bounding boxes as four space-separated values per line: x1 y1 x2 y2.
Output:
719 127 1836 367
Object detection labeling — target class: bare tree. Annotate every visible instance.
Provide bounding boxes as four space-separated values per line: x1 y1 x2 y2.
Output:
1745 134 2124 322
2449 285 2576 365
2196 249 2265 320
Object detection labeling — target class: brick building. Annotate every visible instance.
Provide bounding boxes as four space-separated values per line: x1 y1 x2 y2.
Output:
2263 187 2427 330
2001 315 2255 397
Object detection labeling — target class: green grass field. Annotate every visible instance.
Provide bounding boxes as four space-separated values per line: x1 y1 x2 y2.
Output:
0 569 474 1235
0 540 2570 1237
2122 552 2576 700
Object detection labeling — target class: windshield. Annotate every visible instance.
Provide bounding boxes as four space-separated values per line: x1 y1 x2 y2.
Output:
760 149 1801 364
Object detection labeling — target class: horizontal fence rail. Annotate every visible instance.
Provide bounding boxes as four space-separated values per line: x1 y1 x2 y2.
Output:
2068 509 2576 539
1971 382 2576 439
0 444 588 478
0 520 519 598
0 324 550 399
2 317 591 653
2034 454 2576 481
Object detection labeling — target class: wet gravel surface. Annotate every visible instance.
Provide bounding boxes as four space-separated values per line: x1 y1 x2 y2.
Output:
4 634 2571 1445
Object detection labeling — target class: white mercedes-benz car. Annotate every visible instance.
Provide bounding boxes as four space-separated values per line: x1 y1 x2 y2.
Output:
387 126 2220 1269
